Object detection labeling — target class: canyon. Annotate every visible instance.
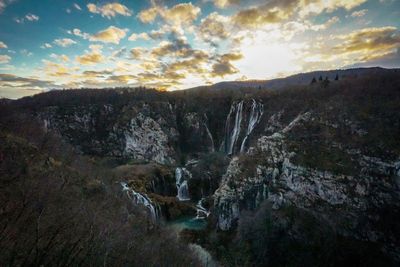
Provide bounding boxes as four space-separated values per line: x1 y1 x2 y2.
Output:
1 68 400 266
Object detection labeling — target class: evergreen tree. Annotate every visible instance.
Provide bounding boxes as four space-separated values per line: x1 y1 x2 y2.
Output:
322 77 330 87
335 73 339 81
319 76 323 82
311 77 317 84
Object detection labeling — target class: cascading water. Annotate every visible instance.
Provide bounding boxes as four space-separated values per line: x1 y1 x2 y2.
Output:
203 114 215 152
224 101 244 155
240 99 264 152
175 167 191 201
195 198 210 220
121 182 159 222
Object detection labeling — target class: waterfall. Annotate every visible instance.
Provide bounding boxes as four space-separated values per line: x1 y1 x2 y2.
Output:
203 114 215 152
224 101 244 155
121 182 159 222
176 167 191 201
240 99 264 152
195 198 210 220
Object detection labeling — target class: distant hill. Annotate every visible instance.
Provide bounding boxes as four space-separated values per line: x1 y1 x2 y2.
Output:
188 67 400 91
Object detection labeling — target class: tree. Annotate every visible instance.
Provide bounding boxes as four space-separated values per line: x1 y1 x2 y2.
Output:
335 74 339 81
322 77 330 88
319 76 323 82
311 77 317 84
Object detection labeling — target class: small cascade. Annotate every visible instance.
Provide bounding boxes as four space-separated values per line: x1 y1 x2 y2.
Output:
224 101 244 155
240 99 264 152
195 198 210 220
175 167 191 201
203 114 215 152
121 182 159 222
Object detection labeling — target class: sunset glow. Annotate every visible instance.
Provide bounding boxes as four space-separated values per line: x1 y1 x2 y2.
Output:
0 0 399 98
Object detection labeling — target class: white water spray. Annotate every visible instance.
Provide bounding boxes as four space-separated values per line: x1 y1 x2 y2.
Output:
240 99 264 152
175 167 191 201
203 114 215 152
195 198 210 220
224 101 244 155
121 182 159 221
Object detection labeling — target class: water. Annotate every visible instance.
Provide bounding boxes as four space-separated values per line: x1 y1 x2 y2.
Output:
169 216 208 231
240 99 264 152
224 101 244 155
120 182 159 222
175 167 191 201
196 198 211 219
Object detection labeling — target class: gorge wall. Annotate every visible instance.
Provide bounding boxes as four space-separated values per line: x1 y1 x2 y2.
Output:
20 70 400 264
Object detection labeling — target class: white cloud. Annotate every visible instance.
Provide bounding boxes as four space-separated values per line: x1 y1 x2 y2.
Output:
128 32 150 41
73 3 82 11
0 0 16 13
0 41 7 49
25 13 39 21
351 9 368 17
14 13 40 23
69 28 90 39
89 26 128 44
87 2 132 19
40 43 52 49
20 49 33 57
54 38 77 47
0 54 11 64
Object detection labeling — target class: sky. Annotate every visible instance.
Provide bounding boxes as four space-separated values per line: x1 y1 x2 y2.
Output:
0 0 399 99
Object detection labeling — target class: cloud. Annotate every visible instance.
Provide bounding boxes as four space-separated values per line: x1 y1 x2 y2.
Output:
42 60 76 77
213 0 240 8
54 38 77 47
333 27 400 56
76 45 104 65
151 36 194 58
300 26 400 69
0 41 7 49
69 28 91 39
232 0 367 28
130 47 146 60
87 2 132 19
40 43 52 49
138 3 201 26
300 0 368 16
50 53 70 62
0 73 57 89
73 3 82 11
165 50 210 75
76 53 104 65
128 32 150 41
82 70 112 78
25 13 39 21
198 12 230 45
0 54 11 64
90 26 128 44
161 3 201 25
211 52 243 77
0 0 16 13
107 74 137 84
20 49 33 57
310 16 339 31
138 7 158 23
14 13 40 23
351 9 368 17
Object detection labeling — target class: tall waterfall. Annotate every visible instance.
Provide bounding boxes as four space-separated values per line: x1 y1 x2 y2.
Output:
121 182 160 222
175 167 191 201
240 99 264 152
195 198 210 219
224 101 244 155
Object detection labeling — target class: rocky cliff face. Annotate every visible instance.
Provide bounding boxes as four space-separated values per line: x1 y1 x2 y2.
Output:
27 71 400 263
